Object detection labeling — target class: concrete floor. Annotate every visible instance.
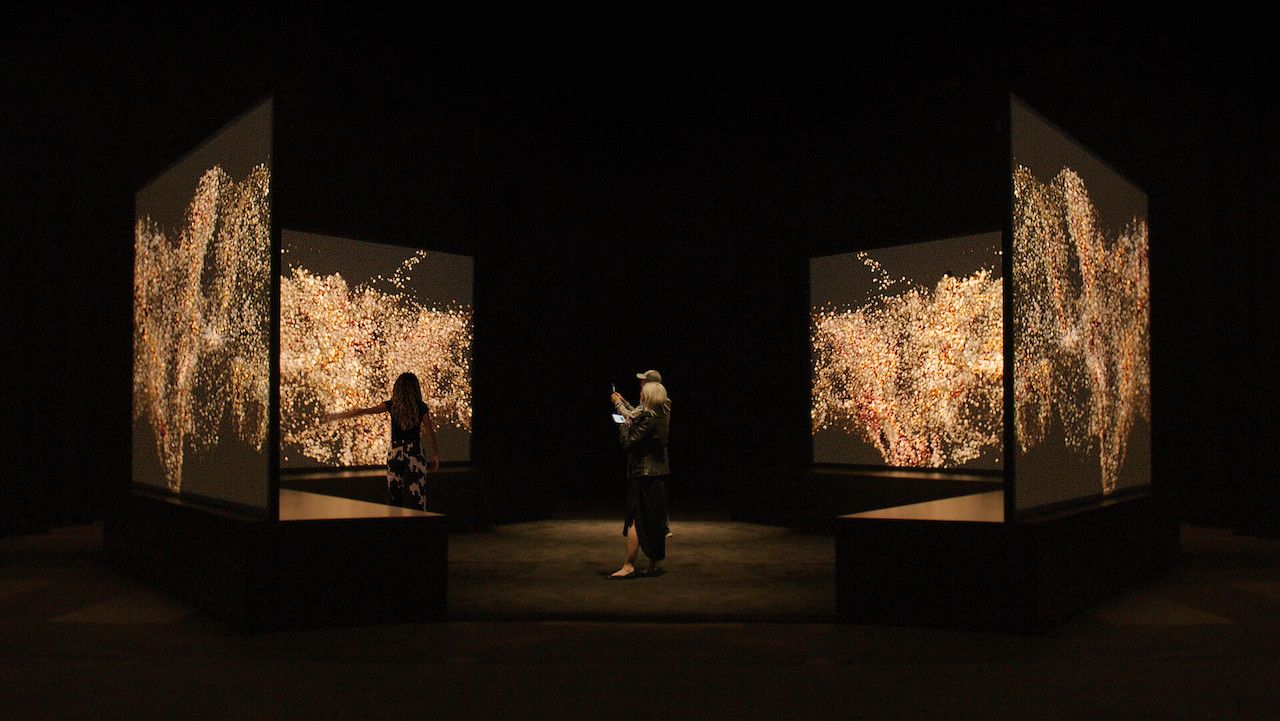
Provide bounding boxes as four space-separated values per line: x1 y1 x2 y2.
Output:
3 522 1280 719
449 519 834 621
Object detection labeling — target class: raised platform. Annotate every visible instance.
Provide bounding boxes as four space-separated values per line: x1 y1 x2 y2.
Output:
848 488 1005 522
836 490 1179 632
279 488 435 520
734 467 1003 532
279 466 551 530
104 489 447 631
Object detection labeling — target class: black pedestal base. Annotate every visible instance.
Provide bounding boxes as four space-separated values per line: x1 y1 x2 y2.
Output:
836 491 1178 632
735 467 1002 532
279 466 551 531
105 490 447 631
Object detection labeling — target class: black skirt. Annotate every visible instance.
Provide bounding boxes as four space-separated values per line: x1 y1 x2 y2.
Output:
623 474 668 562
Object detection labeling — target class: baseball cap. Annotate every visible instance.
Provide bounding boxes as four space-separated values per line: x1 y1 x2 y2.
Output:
635 369 663 383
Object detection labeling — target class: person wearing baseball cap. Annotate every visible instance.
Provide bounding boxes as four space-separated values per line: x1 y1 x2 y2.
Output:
611 370 673 538
612 370 668 420
609 377 671 578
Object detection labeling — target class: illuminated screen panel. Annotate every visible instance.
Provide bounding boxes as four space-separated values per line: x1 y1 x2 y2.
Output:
1012 96 1151 514
279 231 473 467
811 233 1004 469
132 99 272 511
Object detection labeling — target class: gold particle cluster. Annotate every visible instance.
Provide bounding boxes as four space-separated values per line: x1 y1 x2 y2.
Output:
279 256 473 466
857 252 909 292
133 164 272 492
1013 165 1150 494
812 268 1004 467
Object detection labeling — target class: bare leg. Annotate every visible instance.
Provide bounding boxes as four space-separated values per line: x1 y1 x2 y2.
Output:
645 521 658 574
611 523 640 577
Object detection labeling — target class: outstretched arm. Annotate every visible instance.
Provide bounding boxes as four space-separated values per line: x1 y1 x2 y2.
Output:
421 410 441 471
322 404 385 422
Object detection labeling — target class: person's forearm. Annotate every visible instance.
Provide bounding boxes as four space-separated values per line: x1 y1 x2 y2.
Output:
615 400 643 419
326 404 379 422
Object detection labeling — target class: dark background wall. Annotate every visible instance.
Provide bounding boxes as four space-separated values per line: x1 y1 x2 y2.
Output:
272 26 1006 507
3 8 1276 534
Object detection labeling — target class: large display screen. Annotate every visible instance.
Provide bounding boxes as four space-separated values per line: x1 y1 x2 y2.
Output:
132 99 273 511
811 233 1004 469
279 230 473 467
1012 97 1151 514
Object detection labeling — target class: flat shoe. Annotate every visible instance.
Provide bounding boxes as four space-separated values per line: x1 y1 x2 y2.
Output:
606 571 639 580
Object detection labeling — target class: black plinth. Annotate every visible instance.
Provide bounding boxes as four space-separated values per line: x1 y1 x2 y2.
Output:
836 490 1178 632
279 466 551 531
735 467 1002 532
105 489 447 631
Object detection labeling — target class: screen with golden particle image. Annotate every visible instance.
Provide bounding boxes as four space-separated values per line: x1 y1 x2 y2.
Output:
132 99 273 510
811 233 1004 470
279 230 473 468
1012 96 1151 514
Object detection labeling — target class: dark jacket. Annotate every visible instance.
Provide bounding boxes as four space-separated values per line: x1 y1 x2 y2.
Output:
619 408 670 478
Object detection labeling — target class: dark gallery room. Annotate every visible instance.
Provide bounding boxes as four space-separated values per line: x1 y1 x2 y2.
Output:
3 7 1279 719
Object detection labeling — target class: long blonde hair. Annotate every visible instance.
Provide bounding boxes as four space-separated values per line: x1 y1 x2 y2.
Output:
390 372 426 431
640 381 668 414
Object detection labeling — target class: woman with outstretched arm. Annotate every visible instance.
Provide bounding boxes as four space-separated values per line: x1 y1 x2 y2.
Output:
324 372 440 510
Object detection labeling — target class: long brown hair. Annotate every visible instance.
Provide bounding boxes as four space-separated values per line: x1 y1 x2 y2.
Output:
390 372 426 431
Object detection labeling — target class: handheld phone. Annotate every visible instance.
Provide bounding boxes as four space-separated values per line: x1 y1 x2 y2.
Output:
611 414 626 424
611 383 617 394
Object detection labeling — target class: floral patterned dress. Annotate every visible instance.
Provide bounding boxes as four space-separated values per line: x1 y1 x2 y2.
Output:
384 399 430 511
